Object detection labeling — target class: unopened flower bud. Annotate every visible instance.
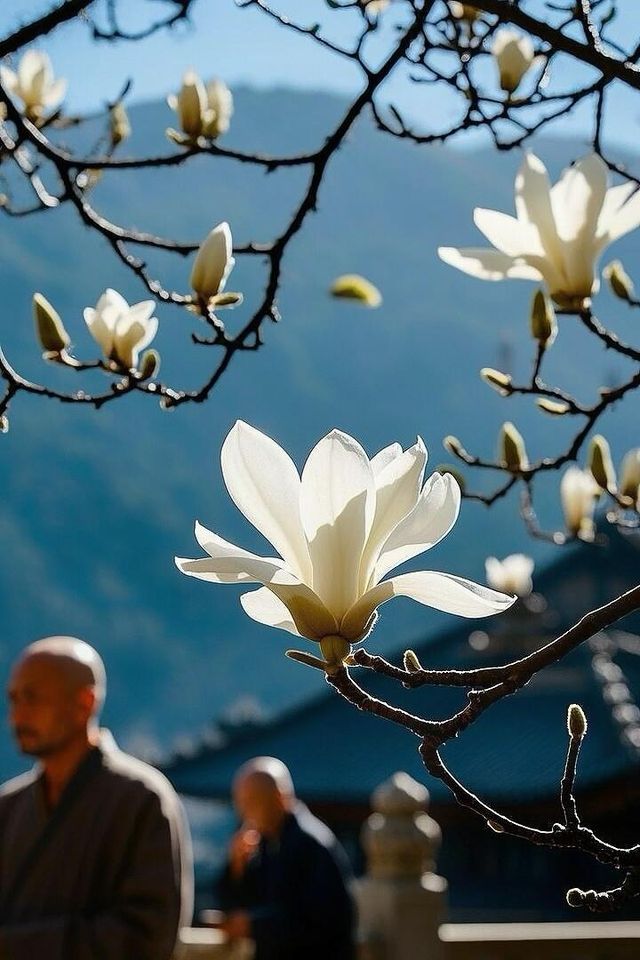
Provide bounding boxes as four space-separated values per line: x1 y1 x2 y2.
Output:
480 367 512 395
33 292 70 356
587 434 616 492
498 422 528 472
403 649 422 672
443 435 464 459
330 274 382 308
603 260 634 303
567 703 587 739
0 415 8 434
529 289 557 347
537 398 570 416
487 820 505 833
190 222 235 306
619 448 640 502
449 2 480 22
110 101 131 148
139 349 160 380
286 649 330 672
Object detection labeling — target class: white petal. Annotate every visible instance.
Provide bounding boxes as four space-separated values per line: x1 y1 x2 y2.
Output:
300 429 375 617
0 66 17 94
240 587 300 636
126 300 156 325
114 315 157 369
96 288 129 317
602 189 640 245
550 155 607 293
340 570 515 640
359 439 427 592
84 306 114 356
438 247 542 282
18 50 50 89
43 77 66 108
220 421 311 581
597 180 637 236
370 442 403 476
514 153 563 266
474 209 542 258
374 472 461 583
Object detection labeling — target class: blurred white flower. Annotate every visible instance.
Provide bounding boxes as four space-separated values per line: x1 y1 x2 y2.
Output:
0 50 66 122
176 422 515 670
168 71 232 140
561 467 599 539
485 554 534 597
203 79 233 139
492 29 541 95
449 2 480 21
439 153 640 310
84 289 158 371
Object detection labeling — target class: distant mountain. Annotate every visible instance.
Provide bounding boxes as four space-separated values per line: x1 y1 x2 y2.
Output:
0 87 638 783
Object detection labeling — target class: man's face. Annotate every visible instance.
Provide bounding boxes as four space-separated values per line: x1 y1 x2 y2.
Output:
233 777 284 837
7 655 87 757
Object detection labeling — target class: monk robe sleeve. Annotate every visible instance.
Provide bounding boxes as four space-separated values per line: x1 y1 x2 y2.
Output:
0 790 192 960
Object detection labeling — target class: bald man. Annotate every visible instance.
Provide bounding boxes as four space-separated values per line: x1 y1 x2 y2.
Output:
215 757 355 960
0 636 193 960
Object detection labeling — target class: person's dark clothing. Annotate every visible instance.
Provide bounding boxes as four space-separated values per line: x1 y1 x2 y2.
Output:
0 730 193 960
216 802 355 960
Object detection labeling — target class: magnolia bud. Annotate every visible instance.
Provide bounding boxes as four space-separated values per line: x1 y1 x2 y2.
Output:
498 422 528 472
449 2 480 22
330 274 382 308
212 291 243 308
139 349 160 380
530 289 557 347
33 293 70 356
567 703 588 739
110 101 131 148
619 448 640 502
403 650 422 672
0 415 8 434
177 71 206 137
587 434 616 492
487 820 505 834
603 260 634 303
443 435 464 459
190 222 234 305
566 888 585 908
286 649 330 672
480 367 512 395
537 398 570 416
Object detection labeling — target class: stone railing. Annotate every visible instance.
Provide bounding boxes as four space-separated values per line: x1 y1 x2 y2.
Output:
175 772 640 960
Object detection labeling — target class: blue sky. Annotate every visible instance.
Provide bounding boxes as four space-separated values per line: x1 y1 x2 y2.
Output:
1 0 639 149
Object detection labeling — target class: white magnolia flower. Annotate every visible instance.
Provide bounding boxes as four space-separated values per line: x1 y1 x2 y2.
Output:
439 153 640 310
0 50 66 121
485 554 534 597
176 422 515 669
84 289 158 371
190 222 236 306
168 72 232 140
492 29 540 95
561 466 599 539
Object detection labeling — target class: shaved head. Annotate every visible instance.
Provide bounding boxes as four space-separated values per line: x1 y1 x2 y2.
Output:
232 757 295 837
8 636 106 759
21 636 107 710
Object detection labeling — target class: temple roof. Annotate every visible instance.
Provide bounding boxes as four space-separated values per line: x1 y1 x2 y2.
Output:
162 528 640 806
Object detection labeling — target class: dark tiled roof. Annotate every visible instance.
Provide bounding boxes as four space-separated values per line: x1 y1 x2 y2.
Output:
163 528 640 805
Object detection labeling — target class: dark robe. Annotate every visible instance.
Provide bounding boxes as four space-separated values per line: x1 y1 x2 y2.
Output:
0 730 193 959
216 802 356 960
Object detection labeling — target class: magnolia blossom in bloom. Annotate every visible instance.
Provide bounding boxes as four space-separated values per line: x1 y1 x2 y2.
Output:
168 72 232 140
485 554 534 597
492 30 540 95
0 50 66 122
84 289 158 371
176 422 515 670
439 153 640 310
190 222 238 309
560 467 599 539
